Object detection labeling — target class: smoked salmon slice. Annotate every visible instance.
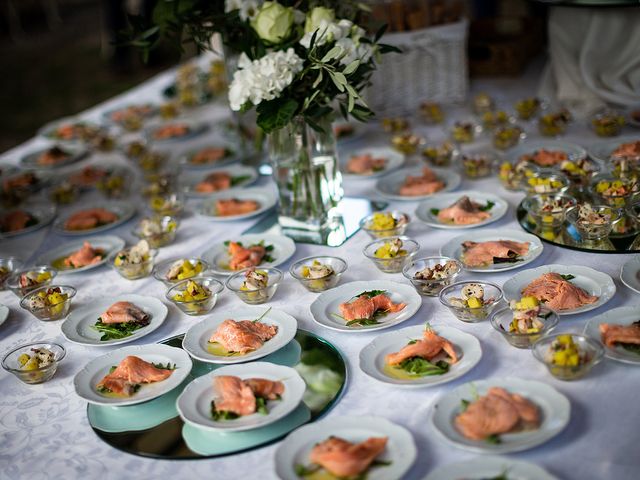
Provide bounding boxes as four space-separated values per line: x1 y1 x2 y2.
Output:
216 198 259 217
63 242 104 268
64 208 118 231
37 146 69 166
339 293 406 322
208 319 278 354
227 241 266 270
97 355 173 396
386 329 458 365
0 210 34 232
153 123 189 139
191 147 227 164
99 301 150 325
521 272 597 311
244 378 284 400
399 167 445 196
461 240 529 267
309 436 388 477
520 149 567 167
346 153 386 174
195 172 232 193
213 375 256 416
437 196 491 225
599 322 640 349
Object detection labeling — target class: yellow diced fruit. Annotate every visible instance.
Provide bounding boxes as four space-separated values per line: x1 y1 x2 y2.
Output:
516 296 539 310
557 334 573 346
553 350 569 365
24 358 40 371
18 353 30 366
467 297 483 309
301 266 310 278
567 354 580 367
36 272 51 282
47 293 66 306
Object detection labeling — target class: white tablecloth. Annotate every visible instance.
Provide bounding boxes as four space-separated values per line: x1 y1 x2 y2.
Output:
1 57 639 480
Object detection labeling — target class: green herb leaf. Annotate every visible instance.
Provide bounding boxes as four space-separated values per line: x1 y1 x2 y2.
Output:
92 320 147 341
295 464 321 477
486 434 502 445
211 401 239 421
256 396 268 415
560 274 575 281
230 175 251 186
397 357 450 377
621 343 640 355
430 208 440 216
256 98 298 134
152 362 177 370
479 200 495 212
357 290 386 298
460 399 470 412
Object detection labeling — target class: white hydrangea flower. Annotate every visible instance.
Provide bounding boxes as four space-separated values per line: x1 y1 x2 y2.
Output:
337 37 374 66
228 48 304 111
225 0 262 22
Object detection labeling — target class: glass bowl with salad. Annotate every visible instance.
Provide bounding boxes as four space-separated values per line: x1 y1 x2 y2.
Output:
590 109 625 137
360 211 410 239
132 215 179 248
148 192 184 217
490 296 559 349
6 266 57 298
402 256 462 297
153 257 209 287
20 285 76 321
566 204 619 240
166 276 224 315
363 236 419 274
439 281 503 323
0 257 24 290
590 174 638 208
421 141 458 167
226 268 282 305
524 170 570 195
2 342 65 384
289 256 347 293
496 158 540 191
459 151 498 179
109 240 157 280
522 193 577 231
533 333 604 381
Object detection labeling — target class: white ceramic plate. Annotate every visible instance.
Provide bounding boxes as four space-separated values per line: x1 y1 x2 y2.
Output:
275 415 417 480
359 325 481 388
375 166 461 201
53 201 136 235
310 280 422 333
423 456 558 480
502 264 615 316
431 377 570 454
194 187 276 221
180 165 258 197
38 116 103 144
588 135 640 164
144 119 207 144
101 103 158 125
178 143 239 169
0 305 9 327
176 362 305 432
62 294 167 347
415 190 508 229
341 146 405 179
508 140 587 163
73 344 192 406
583 306 640 364
182 307 297 364
35 235 125 274
0 203 56 238
202 233 296 276
620 256 640 294
440 229 544 273
20 144 88 170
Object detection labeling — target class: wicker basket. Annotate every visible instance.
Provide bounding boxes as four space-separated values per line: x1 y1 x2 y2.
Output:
367 19 468 117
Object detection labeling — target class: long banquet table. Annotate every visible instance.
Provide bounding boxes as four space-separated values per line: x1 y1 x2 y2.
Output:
1 56 638 480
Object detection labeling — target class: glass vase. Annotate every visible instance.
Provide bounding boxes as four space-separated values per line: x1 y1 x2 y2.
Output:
268 115 344 241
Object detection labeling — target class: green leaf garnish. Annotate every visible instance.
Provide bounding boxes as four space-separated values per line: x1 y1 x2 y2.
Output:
356 289 386 299
397 357 449 376
486 434 502 444
230 175 251 186
92 319 147 341
479 200 495 212
430 208 440 216
560 274 575 281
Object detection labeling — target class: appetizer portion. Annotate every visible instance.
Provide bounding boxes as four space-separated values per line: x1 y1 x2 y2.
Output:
64 208 118 231
47 122 100 142
611 140 640 163
461 240 530 267
434 196 492 225
460 153 493 178
599 321 640 355
165 259 205 282
112 240 155 279
374 238 407 259
208 318 278 356
170 279 214 315
189 147 232 165
17 347 55 371
92 301 150 341
14 270 53 294
215 198 260 217
422 141 456 167
211 375 283 420
96 356 174 396
591 110 625 137
515 97 541 120
538 109 571 136
506 296 545 334
455 387 540 443
0 210 37 233
24 287 69 316
346 153 386 175
445 283 496 322
60 242 105 269
410 259 460 296
519 149 567 167
226 240 273 270
521 273 597 311
362 212 409 237
152 122 191 140
300 260 335 291
297 436 388 478
399 167 445 196
196 172 228 193
451 121 476 143
36 146 71 166
546 335 585 369
337 290 406 327
69 166 109 188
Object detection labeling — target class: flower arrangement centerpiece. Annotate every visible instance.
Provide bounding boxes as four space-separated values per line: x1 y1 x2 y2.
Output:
132 1 398 238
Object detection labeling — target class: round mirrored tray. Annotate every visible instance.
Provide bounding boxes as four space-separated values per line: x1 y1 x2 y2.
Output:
88 329 347 459
516 201 640 253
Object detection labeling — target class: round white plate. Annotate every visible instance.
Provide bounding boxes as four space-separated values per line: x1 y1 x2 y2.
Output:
620 256 640 295
202 233 296 276
194 187 276 221
101 103 158 125
508 140 587 164
341 146 405 179
415 191 508 229
180 164 258 197
35 235 125 274
38 116 103 144
176 362 305 432
73 344 192 406
144 119 207 144
0 305 9 327
588 135 640 164
178 143 239 169
62 294 167 347
182 307 297 364
375 166 461 201
502 264 615 316
20 144 88 170
0 203 57 238
275 415 417 480
440 229 544 273
310 280 422 333
583 306 640 364
423 456 558 480
430 377 570 454
359 325 481 388
53 201 136 235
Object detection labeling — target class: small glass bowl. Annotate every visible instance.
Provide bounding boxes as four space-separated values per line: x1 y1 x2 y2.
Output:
590 174 638 208
225 268 283 305
360 211 410 239
148 192 184 216
490 307 559 349
493 125 526 150
522 193 577 230
109 249 158 280
0 257 23 290
538 110 572 137
132 215 179 248
421 141 459 167
450 120 481 144
289 256 347 293
532 334 604 381
153 257 210 287
524 171 570 195
566 205 619 240
514 97 544 120
558 157 600 187
2 342 66 384
439 281 503 323
363 236 419 274
481 110 514 131
459 151 498 179
496 159 540 191
590 109 625 137
391 132 424 155
6 266 58 298
20 285 76 321
402 256 462 297
166 275 224 315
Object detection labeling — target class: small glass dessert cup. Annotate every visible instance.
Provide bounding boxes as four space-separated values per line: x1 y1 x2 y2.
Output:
524 171 570 196
532 334 604 381
2 342 66 384
439 281 503 323
490 306 559 349
132 215 179 248
359 211 410 239
225 267 283 305
459 150 498 179
497 159 540 191
402 256 462 297
20 286 76 321
522 193 577 237
166 276 224 315
421 141 458 167
363 236 419 274
289 256 347 293
6 266 57 298
566 204 619 250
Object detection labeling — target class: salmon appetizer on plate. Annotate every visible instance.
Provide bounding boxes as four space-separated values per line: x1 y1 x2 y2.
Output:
226 240 274 270
0 210 37 233
215 198 259 217
599 321 640 355
64 208 118 231
399 167 445 196
296 436 389 478
435 196 493 225
455 387 540 442
521 272 598 311
211 375 284 420
208 318 278 355
338 290 406 327
461 240 530 267
96 355 174 396
190 147 230 165
152 123 190 140
69 166 109 187
520 149 568 167
611 140 640 162
346 153 386 175
93 301 151 341
195 172 232 193
37 146 70 166
62 242 105 268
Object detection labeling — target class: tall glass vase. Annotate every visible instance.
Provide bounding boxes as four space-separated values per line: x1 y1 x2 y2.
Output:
269 115 344 242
